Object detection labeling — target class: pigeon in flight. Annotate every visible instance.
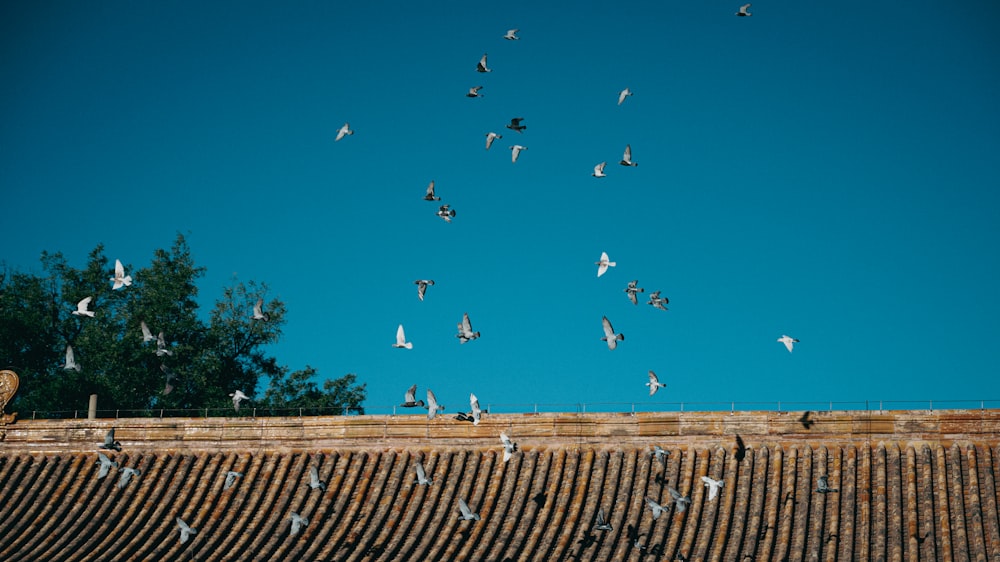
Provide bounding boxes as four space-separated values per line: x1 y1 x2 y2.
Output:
485 132 502 149
436 204 456 223
503 29 520 40
500 431 518 462
619 144 637 167
176 518 197 544
100 428 122 452
618 88 633 106
647 290 669 311
424 181 440 201
669 487 692 513
229 390 250 412
601 316 624 350
702 476 724 501
469 393 482 426
64 345 82 372
777 335 799 353
625 280 644 304
426 389 445 420
335 122 354 141
73 296 95 317
140 321 156 343
415 462 434 485
816 475 838 494
289 513 309 536
595 508 613 531
96 453 118 479
595 252 616 277
799 411 815 429
466 85 484 98
224 471 243 490
160 364 176 395
736 3 752 16
456 312 480 343
645 496 669 520
646 371 666 396
592 162 607 178
652 445 669 464
253 298 270 321
117 467 141 489
109 259 133 290
392 324 413 349
458 498 481 521
155 332 173 357
476 53 491 73
308 466 326 491
401 384 426 408
506 117 526 133
414 279 435 301
510 144 526 163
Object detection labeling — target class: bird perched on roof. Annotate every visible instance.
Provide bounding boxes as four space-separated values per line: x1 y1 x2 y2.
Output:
436 204 456 223
594 508 613 531
96 453 118 479
423 181 440 201
592 162 607 178
778 335 799 353
647 371 666 396
799 411 815 429
176 518 197 544
224 471 243 490
100 428 122 452
335 122 353 141
618 88 633 106
458 498 480 521
253 298 270 321
64 345 82 372
476 53 491 73
736 3 752 16
117 467 141 489
510 145 526 163
414 279 435 301
652 445 669 464
155 331 173 357
415 462 433 485
426 389 445 420
669 487 692 513
506 117 526 133
816 475 838 494
647 291 669 311
601 316 624 350
485 131 502 149
392 324 413 349
109 259 132 290
73 296 94 317
400 384 425 408
466 85 484 98
229 390 250 412
140 321 156 343
456 313 480 344
624 280 644 304
289 513 309 536
500 431 518 462
595 252 616 277
308 466 326 491
702 476 724 501
620 144 637 166
645 496 668 520
503 28 519 40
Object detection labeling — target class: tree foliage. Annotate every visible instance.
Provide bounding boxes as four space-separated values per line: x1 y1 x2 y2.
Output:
0 234 365 417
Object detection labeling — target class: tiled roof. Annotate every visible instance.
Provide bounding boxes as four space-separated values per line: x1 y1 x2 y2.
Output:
0 410 998 560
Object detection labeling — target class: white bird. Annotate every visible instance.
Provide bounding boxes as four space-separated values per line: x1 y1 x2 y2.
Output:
506 117 526 133
736 3 752 16
224 471 243 490
414 279 435 301
596 252 616 277
669 487 692 513
647 290 669 311
592 162 607 178
778 335 799 353
109 259 132 290
155 331 173 357
645 496 668 520
176 517 197 544
619 144 637 166
618 88 633 106
117 467 141 489
64 345 82 372
702 476 724 501
140 321 155 343
485 131 502 149
308 465 326 491
289 513 309 536
500 431 518 462
424 181 440 201
96 452 118 479
415 462 434 485
437 204 456 223
458 498 480 521
466 85 484 98
510 145 526 163
624 280 644 304
253 298 270 321
392 324 413 349
72 296 94 317
400 384 425 408
469 393 481 426
335 122 354 141
594 507 613 531
476 53 491 73
646 371 666 396
601 316 624 350
503 28 520 40
426 389 445 420
229 390 250 412
651 445 669 464
456 313 480 343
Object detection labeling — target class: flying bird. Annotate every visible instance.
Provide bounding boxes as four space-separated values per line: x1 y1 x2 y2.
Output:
669 487 692 513
100 428 122 452
506 117 526 133
510 145 526 163
645 496 668 520
702 476 724 501
469 393 481 426
109 259 133 289
117 467 141 489
647 290 669 311
308 466 326 491
595 508 613 531
289 513 309 536
456 312 480 343
458 498 481 521
176 518 197 544
625 280 644 304
414 279 435 301
652 445 669 464
476 53 491 73
601 316 624 350
816 475 838 494
646 371 666 396
592 162 607 178
503 28 520 40
485 132 502 149
423 181 440 201
229 390 250 412
72 296 94 317
799 411 815 429
778 335 799 353
155 332 173 357
253 298 270 321
466 85 484 98
392 324 413 349
401 384 425 408
436 204 456 223
618 88 633 105
224 471 243 490
140 321 156 343
736 3 752 16
595 252 616 277
335 122 354 141
64 345 82 372
415 462 434 485
426 389 445 419
500 431 518 462
160 364 176 395
619 144 637 166
96 453 118 479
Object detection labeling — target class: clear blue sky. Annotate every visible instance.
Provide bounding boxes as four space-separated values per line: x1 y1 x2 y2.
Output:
3 1 999 415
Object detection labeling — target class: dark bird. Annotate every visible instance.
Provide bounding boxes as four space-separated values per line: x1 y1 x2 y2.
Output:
466 86 484 98
456 312 481 343
624 280 644 305
400 384 426 408
99 428 122 452
647 290 669 311
594 507 613 531
414 279 435 301
436 204 456 223
816 474 838 494
668 487 692 513
799 411 815 429
506 117 526 133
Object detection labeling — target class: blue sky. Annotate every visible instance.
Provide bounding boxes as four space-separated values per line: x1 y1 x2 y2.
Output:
3 1 999 416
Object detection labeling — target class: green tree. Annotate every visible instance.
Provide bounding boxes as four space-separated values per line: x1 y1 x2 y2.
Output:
259 367 366 416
